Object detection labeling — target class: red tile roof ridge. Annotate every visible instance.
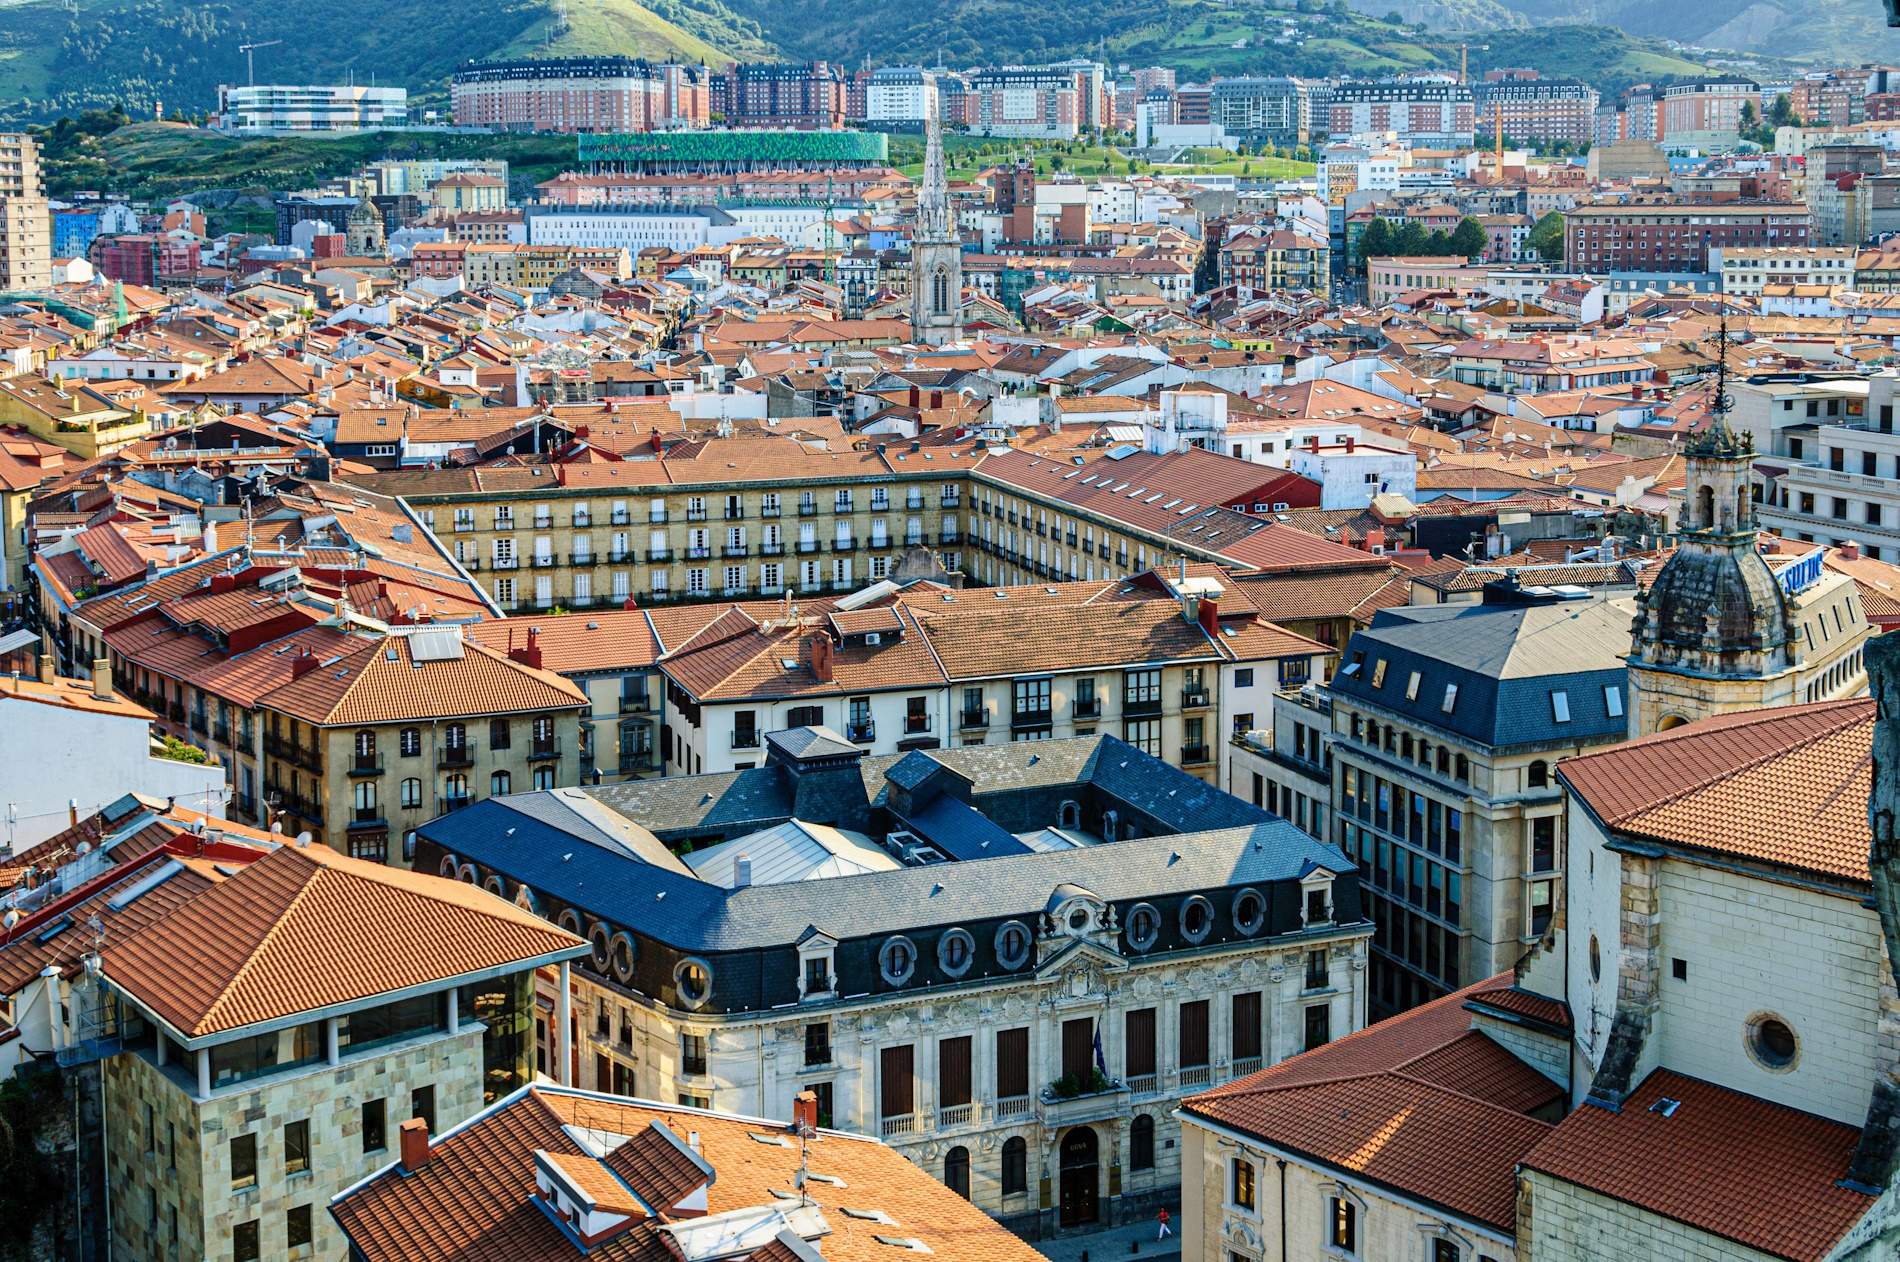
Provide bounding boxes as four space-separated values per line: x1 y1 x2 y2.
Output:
1559 698 1872 828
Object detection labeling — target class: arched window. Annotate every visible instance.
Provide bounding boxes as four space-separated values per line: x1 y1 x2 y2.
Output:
445 773 469 805
944 1146 970 1199
1130 1115 1155 1171
444 722 467 752
400 777 422 809
354 729 376 765
931 267 950 316
1737 484 1750 527
1697 484 1715 529
399 727 421 757
352 781 377 820
533 766 556 791
1527 760 1549 789
490 718 511 750
490 770 511 796
1001 1136 1028 1195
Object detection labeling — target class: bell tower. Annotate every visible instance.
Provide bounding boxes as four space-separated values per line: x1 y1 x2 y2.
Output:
909 77 964 347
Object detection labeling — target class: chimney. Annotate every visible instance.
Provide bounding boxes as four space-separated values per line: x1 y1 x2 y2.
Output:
808 632 834 684
1842 539 1862 561
908 384 920 407
650 428 664 454
931 389 943 408
398 1118 430 1174
734 853 752 888
290 649 320 680
1307 434 1320 454
90 660 113 700
37 654 54 683
510 627 544 670
792 1090 819 1135
1198 595 1219 638
1345 435 1355 453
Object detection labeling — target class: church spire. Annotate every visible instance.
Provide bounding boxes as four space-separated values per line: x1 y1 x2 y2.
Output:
909 73 964 348
918 78 951 243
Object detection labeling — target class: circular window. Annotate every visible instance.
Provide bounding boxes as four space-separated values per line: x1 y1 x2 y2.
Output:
1126 902 1160 953
1746 1013 1799 1072
1067 907 1091 932
557 906 584 937
588 923 613 974
938 928 975 978
1231 888 1266 937
1179 895 1215 944
994 920 1032 969
437 852 461 879
880 936 917 986
457 862 479 884
609 931 637 985
674 958 713 1009
483 873 507 897
1589 934 1601 983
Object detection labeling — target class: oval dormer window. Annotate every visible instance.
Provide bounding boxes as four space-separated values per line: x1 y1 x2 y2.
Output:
1180 895 1215 945
1232 888 1266 937
609 932 637 985
588 923 613 974
880 935 917 986
1126 903 1160 953
938 928 975 979
994 920 1032 969
675 958 712 1009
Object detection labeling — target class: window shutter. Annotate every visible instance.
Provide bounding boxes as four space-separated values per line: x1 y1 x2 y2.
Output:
879 1044 914 1119
939 1036 972 1108
995 1027 1029 1098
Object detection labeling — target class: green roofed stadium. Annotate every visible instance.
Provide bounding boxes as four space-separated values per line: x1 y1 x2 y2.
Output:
577 129 890 174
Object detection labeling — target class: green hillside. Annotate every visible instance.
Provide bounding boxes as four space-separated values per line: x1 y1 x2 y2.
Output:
0 0 763 124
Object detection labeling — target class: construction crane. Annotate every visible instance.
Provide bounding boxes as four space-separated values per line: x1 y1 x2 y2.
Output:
238 39 282 87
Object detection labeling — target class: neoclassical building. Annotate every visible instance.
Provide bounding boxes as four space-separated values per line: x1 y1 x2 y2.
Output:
413 728 1372 1236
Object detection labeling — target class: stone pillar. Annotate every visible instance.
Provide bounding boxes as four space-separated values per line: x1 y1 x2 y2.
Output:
195 1048 210 1099
557 962 574 1087
1850 632 1900 1187
1585 850 1660 1108
326 1017 341 1066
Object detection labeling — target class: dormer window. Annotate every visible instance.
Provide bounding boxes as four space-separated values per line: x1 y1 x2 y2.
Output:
1126 903 1160 953
804 956 829 995
879 936 916 986
937 928 975 978
797 932 837 1002
1179 895 1214 944
994 920 1031 969
674 958 712 1010
1303 879 1334 928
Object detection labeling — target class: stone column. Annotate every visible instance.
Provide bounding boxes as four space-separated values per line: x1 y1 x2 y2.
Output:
557 962 574 1087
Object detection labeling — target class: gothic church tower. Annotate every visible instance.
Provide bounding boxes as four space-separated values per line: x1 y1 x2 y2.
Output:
909 78 964 347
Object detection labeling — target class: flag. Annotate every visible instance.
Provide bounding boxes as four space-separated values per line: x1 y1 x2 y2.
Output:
1093 1024 1108 1078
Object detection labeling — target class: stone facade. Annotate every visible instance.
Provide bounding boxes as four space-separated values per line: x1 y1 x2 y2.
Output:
1523 1170 1783 1262
1181 1117 1518 1262
577 926 1370 1234
106 1027 484 1262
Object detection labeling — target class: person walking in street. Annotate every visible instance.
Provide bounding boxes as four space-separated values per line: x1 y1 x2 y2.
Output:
1157 1207 1172 1240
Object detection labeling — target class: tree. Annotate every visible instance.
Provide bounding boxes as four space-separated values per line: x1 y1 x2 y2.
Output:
1449 217 1488 260
1395 221 1430 255
1357 217 1394 270
1528 210 1566 262
1768 92 1802 129
1423 229 1450 255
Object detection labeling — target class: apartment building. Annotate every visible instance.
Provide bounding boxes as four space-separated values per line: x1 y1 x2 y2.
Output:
214 83 408 133
350 436 981 615
970 67 1083 139
1325 78 1474 148
1471 73 1599 146
1227 683 1333 843
1325 581 1635 1016
1712 244 1856 295
450 56 709 132
415 729 1371 1234
724 61 849 130
1218 228 1330 292
1738 372 1900 563
1657 79 1757 153
0 133 49 291
1563 202 1811 273
1209 78 1311 146
0 820 584 1262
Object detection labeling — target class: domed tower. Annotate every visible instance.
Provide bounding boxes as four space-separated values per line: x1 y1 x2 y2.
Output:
346 197 385 257
1627 330 1799 736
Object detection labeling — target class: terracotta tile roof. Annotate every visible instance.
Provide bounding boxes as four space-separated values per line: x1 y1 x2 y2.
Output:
0 672 152 720
917 598 1220 678
1184 975 1556 1234
259 630 588 727
464 610 665 674
1556 699 1873 884
1229 565 1410 625
1521 1070 1873 1261
331 1087 1050 1262
1463 979 1571 1032
102 843 584 1038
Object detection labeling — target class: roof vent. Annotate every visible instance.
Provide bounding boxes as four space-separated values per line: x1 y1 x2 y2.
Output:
1649 1097 1681 1118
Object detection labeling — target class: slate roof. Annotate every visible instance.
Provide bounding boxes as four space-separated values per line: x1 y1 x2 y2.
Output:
1328 593 1635 750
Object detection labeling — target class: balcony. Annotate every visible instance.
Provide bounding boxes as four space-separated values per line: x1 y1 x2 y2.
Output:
1182 743 1211 765
1230 1056 1263 1079
438 742 477 769
527 739 561 761
1123 693 1162 717
939 529 960 545
723 507 746 521
796 540 820 554
569 553 597 567
847 720 875 744
902 715 934 737
1181 688 1211 710
880 1113 916 1139
905 496 924 512
533 515 552 529
798 502 818 516
732 730 761 750
618 692 653 714
532 555 556 569
265 733 322 774
958 708 989 730
1011 708 1053 731
573 514 592 529
648 548 674 563
685 547 712 561
1125 1073 1158 1096
869 536 891 551
686 508 709 522
493 557 519 571
212 722 232 745
995 1094 1031 1120
495 517 516 531
348 810 386 831
610 511 630 526
1179 1064 1213 1090
761 504 782 519
1074 698 1101 720
348 756 383 777
938 1102 972 1129
941 493 961 508
649 511 669 524
441 794 472 813
617 751 659 775
759 542 785 557
722 545 749 558
1038 1074 1130 1127
904 534 924 548
832 539 857 553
